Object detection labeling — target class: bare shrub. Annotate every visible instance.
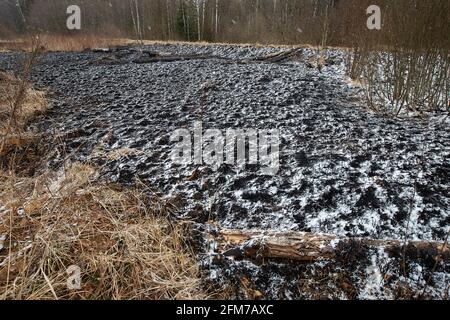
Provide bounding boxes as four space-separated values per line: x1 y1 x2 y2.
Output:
361 49 449 116
0 37 46 173
345 0 450 116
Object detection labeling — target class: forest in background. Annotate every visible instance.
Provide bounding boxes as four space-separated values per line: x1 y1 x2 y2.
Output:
0 0 449 48
1 0 449 115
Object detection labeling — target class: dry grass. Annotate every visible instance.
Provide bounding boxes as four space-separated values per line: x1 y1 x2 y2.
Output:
38 34 123 52
0 35 128 52
0 162 207 300
0 54 47 172
0 35 351 53
0 71 47 135
92 146 143 162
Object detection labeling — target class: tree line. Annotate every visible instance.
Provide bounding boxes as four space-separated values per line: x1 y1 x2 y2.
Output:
0 0 448 49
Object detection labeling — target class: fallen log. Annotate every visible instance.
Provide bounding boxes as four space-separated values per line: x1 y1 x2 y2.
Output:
255 48 303 63
239 48 304 64
212 228 450 263
133 53 226 64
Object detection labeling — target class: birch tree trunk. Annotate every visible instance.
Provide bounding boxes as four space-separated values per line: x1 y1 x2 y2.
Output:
16 0 26 28
215 0 219 39
181 1 189 41
129 0 138 40
321 0 330 48
166 0 171 39
134 0 142 43
196 0 201 41
201 0 206 40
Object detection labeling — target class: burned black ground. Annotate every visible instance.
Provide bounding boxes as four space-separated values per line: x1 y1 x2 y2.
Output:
0 44 448 299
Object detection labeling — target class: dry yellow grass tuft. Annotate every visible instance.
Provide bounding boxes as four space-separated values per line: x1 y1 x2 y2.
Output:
0 72 47 124
38 34 120 52
0 37 46 159
0 79 47 179
0 162 207 300
1 35 128 52
0 67 48 174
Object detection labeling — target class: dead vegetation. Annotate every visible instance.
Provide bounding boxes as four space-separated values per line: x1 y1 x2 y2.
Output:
0 163 207 300
0 39 46 174
0 35 127 52
345 0 450 117
37 34 126 52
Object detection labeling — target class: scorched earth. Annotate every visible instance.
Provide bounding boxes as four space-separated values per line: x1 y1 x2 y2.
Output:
0 43 448 299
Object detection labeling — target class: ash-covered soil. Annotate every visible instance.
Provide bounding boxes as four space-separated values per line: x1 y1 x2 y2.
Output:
0 44 448 299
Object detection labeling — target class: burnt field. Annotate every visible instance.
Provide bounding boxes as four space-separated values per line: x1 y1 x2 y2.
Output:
0 44 448 299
